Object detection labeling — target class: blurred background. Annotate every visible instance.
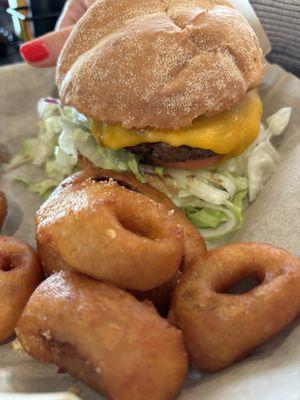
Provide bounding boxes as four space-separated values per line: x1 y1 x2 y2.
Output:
0 0 299 76
0 0 64 65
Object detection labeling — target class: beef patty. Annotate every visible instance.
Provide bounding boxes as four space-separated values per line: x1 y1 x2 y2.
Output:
127 142 217 163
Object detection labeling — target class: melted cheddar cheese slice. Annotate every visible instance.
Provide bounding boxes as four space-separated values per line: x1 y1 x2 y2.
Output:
91 91 263 157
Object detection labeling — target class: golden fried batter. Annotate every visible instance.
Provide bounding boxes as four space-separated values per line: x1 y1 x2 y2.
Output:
0 191 7 232
36 172 184 291
132 272 180 317
0 236 42 342
17 271 188 399
170 243 300 372
57 168 207 269
37 168 206 314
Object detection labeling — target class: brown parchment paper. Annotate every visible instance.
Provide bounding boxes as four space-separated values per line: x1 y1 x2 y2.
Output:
0 2 299 399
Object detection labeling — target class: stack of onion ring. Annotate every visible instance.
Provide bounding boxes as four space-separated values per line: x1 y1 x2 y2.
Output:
0 191 7 232
36 168 206 313
0 236 42 342
170 243 300 372
36 169 184 291
16 271 188 400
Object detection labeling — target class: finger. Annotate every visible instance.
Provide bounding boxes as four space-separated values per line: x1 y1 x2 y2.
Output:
56 0 87 30
20 27 73 68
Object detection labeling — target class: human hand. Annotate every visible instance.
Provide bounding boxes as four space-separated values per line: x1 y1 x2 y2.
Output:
20 0 96 67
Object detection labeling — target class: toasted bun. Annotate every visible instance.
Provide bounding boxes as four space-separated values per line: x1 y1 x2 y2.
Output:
56 0 264 130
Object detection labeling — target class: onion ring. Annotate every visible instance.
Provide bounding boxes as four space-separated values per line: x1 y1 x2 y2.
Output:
36 170 184 291
0 191 7 232
0 236 42 342
16 271 188 399
170 243 300 372
59 168 206 269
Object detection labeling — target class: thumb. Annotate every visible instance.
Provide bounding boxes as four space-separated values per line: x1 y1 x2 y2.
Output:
20 27 72 68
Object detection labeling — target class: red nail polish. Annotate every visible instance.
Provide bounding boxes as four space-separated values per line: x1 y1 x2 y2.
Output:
20 41 49 63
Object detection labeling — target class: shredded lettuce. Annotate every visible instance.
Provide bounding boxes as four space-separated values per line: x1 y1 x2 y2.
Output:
187 208 229 229
246 107 291 201
11 98 291 241
14 176 58 199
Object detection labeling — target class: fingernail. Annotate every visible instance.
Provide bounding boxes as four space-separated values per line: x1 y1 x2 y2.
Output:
20 41 49 63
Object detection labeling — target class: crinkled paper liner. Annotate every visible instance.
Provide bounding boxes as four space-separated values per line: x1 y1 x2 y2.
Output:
0 2 299 399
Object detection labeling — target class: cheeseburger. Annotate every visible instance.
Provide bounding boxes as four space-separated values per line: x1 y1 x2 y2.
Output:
21 0 291 240
56 0 263 170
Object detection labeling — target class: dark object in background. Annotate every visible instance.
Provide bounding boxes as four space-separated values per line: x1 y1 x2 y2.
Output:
0 24 21 65
251 0 300 77
0 0 21 65
6 0 65 39
0 0 65 66
30 0 65 37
